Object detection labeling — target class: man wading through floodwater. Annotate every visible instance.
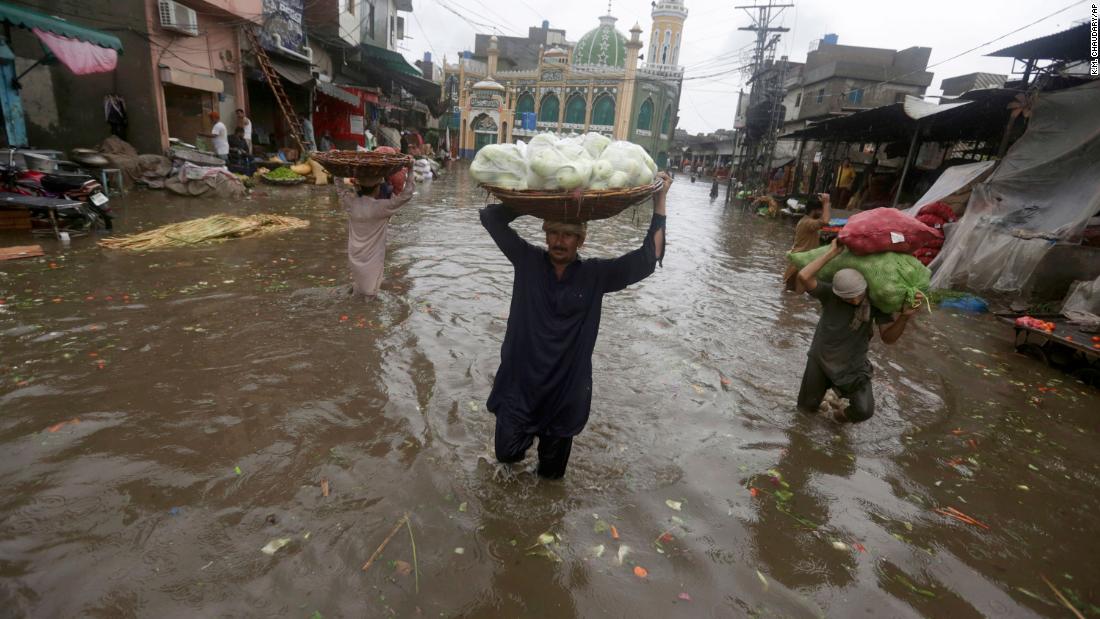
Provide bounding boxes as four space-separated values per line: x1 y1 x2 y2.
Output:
796 238 922 422
479 172 672 479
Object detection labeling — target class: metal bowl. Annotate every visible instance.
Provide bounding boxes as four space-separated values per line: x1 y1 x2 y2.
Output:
72 153 110 167
22 152 57 172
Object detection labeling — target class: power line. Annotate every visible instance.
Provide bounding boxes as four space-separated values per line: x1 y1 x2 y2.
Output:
818 0 1086 104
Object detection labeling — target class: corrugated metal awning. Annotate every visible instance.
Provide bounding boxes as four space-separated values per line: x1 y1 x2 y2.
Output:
316 80 359 106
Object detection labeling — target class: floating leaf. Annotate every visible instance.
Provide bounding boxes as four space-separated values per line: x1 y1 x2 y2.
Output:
234 466 242 475
393 560 412 575
593 520 609 534
665 499 683 511
537 532 555 546
260 537 291 555
458 502 468 512
591 544 605 558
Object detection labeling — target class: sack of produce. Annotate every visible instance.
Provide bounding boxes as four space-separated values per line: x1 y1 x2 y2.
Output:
788 245 931 314
918 201 958 223
582 132 611 159
527 140 592 190
469 144 529 190
597 141 658 188
837 207 943 255
916 213 947 229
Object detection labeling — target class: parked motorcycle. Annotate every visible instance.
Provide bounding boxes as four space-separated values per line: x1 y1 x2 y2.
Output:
0 152 112 231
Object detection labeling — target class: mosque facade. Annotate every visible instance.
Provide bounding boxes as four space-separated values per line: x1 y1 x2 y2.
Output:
443 1 688 169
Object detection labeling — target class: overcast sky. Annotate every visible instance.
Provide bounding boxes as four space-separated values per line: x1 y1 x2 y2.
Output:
398 0 1090 135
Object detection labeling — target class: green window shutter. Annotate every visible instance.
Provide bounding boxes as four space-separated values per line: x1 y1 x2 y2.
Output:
637 99 654 130
515 94 535 115
539 93 559 123
565 95 586 124
661 104 672 134
592 95 615 126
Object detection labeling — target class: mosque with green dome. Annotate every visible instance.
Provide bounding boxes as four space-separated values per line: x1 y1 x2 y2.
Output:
443 1 688 169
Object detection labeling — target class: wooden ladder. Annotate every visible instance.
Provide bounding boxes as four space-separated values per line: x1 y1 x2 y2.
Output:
244 27 306 153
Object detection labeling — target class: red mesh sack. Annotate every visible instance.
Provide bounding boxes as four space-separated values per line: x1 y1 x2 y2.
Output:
918 201 958 223
916 213 947 229
838 207 944 255
926 236 944 249
375 146 407 193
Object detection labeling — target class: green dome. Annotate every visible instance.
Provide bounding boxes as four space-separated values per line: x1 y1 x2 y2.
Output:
572 15 627 68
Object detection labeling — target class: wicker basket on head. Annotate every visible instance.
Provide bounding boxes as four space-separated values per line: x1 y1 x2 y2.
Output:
312 150 413 180
481 179 663 223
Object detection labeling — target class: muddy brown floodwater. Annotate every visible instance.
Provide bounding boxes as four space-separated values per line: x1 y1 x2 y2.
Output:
1 166 1099 618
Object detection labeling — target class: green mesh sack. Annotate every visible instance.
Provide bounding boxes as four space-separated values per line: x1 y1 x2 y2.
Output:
788 246 931 314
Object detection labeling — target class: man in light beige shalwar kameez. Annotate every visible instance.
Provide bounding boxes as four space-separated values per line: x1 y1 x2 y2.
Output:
338 175 415 296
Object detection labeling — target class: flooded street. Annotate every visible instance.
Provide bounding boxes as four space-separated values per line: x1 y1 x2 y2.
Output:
2 166 1098 618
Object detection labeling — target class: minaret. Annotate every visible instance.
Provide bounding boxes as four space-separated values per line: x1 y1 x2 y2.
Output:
616 22 644 139
487 35 499 77
649 1 688 66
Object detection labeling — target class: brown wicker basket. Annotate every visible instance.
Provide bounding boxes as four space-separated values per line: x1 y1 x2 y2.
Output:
312 150 412 179
481 180 663 223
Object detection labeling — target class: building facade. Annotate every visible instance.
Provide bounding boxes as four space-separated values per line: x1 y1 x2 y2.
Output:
444 1 687 168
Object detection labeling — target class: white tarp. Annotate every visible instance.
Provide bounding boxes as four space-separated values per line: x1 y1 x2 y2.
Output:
904 160 997 216
930 80 1100 293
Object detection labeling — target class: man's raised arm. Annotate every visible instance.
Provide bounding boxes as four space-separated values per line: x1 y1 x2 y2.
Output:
480 203 534 264
599 172 671 293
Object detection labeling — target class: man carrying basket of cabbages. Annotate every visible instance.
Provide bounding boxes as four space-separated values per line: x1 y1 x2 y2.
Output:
339 149 414 296
478 170 673 479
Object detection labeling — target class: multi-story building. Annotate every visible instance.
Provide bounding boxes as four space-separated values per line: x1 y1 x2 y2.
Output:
443 1 688 168
940 72 1006 97
790 37 933 124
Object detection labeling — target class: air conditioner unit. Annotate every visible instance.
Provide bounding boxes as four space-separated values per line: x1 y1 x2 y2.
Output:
159 0 199 36
395 16 405 40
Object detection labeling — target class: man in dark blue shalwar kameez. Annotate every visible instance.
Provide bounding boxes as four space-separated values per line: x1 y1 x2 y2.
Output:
479 172 672 479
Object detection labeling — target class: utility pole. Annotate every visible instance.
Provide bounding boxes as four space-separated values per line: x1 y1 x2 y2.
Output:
734 0 792 189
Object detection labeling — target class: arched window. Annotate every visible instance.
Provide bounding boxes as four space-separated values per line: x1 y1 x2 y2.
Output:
564 93 586 124
673 33 680 64
637 98 654 130
661 104 672 134
592 94 615 126
661 30 671 64
539 93 560 123
515 93 535 116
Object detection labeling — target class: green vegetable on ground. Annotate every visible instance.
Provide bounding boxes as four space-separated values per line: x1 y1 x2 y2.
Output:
788 246 931 314
263 167 304 181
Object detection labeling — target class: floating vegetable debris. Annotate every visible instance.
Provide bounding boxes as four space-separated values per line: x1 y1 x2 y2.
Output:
261 537 292 555
100 214 309 251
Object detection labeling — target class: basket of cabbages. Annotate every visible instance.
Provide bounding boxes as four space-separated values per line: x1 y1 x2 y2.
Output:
471 133 663 223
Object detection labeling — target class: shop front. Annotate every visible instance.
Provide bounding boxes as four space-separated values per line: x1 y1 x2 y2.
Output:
245 55 312 154
159 67 224 147
312 80 365 150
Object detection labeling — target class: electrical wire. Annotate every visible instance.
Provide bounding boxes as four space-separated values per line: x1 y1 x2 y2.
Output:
815 0 1086 104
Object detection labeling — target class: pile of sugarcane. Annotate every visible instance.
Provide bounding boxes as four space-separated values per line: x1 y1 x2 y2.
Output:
99 214 309 251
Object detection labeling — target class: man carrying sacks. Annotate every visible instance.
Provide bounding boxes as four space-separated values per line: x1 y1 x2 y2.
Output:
479 172 672 478
795 238 924 423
